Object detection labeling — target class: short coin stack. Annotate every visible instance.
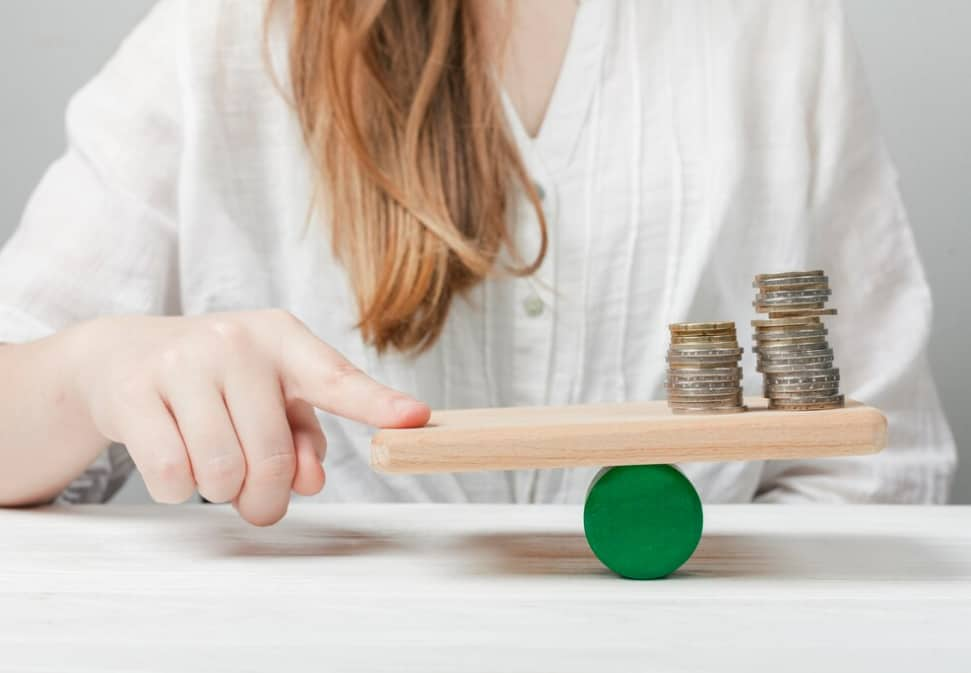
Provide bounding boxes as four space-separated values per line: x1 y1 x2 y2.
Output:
751 270 844 410
666 322 746 414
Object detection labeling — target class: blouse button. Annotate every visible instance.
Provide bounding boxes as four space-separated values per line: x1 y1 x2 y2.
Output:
523 294 545 318
533 181 546 201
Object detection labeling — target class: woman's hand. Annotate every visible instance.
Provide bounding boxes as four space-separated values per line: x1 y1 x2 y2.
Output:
70 310 430 525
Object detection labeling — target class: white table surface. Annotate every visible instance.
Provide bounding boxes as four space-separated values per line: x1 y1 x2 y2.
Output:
2 504 969 672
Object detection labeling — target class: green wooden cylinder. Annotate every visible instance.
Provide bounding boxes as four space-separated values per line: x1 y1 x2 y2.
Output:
583 464 703 579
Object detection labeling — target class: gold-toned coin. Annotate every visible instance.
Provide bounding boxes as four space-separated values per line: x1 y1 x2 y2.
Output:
668 345 744 356
767 395 845 411
670 334 739 345
669 321 736 334
668 359 743 370
755 301 827 313
669 405 748 415
666 367 743 380
668 386 742 397
668 390 743 402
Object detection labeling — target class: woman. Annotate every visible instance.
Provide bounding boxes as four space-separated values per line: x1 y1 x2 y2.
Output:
0 0 955 525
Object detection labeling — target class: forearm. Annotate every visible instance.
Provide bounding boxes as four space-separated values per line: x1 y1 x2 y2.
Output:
0 326 109 506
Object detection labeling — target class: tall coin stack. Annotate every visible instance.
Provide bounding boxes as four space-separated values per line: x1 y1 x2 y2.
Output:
751 270 845 410
666 322 746 414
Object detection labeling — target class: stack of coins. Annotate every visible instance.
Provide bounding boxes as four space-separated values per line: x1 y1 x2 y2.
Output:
751 270 844 410
666 322 746 414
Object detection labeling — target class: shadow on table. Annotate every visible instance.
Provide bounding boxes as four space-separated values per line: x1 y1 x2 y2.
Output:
448 531 966 581
455 532 610 577
213 525 399 557
28 505 400 558
683 532 966 580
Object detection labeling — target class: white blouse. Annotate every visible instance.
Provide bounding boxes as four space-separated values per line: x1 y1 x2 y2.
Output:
0 0 956 505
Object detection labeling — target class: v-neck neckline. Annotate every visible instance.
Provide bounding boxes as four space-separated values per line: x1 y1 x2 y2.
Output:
500 0 609 174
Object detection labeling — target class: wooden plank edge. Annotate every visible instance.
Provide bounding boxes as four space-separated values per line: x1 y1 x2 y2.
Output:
371 402 887 475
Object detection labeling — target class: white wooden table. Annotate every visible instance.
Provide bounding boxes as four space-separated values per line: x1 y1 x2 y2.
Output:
2 504 969 673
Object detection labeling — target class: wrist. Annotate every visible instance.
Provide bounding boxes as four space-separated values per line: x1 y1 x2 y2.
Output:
59 318 112 443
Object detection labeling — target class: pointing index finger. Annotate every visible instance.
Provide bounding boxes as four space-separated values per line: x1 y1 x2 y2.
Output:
272 317 430 428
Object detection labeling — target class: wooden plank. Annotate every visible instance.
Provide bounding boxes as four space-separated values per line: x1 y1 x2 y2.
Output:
371 398 887 474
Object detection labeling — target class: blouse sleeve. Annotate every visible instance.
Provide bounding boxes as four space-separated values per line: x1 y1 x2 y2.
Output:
0 0 185 503
754 0 956 503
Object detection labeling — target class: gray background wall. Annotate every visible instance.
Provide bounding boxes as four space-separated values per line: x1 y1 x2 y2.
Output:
1 1 968 503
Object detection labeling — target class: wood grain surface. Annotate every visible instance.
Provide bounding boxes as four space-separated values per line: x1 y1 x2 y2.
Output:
0 504 968 673
371 398 887 473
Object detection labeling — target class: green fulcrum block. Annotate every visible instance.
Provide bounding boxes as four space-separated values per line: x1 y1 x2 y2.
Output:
583 464 703 579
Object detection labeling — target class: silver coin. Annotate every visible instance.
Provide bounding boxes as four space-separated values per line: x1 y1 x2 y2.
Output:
668 389 743 402
754 330 829 340
755 343 831 357
667 381 742 392
752 327 828 340
755 296 830 309
667 373 742 382
757 347 834 360
754 270 824 283
757 287 832 299
758 360 836 374
758 292 832 304
765 386 841 399
754 282 830 294
758 356 836 369
763 369 841 384
667 365 743 375
666 381 743 389
753 338 830 351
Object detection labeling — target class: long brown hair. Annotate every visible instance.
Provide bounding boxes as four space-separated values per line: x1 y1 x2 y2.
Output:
279 0 547 353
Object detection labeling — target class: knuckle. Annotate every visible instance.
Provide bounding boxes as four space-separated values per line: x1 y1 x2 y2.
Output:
142 457 193 504
150 455 190 485
157 344 189 375
206 318 250 349
324 360 363 387
195 455 245 501
249 451 296 484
